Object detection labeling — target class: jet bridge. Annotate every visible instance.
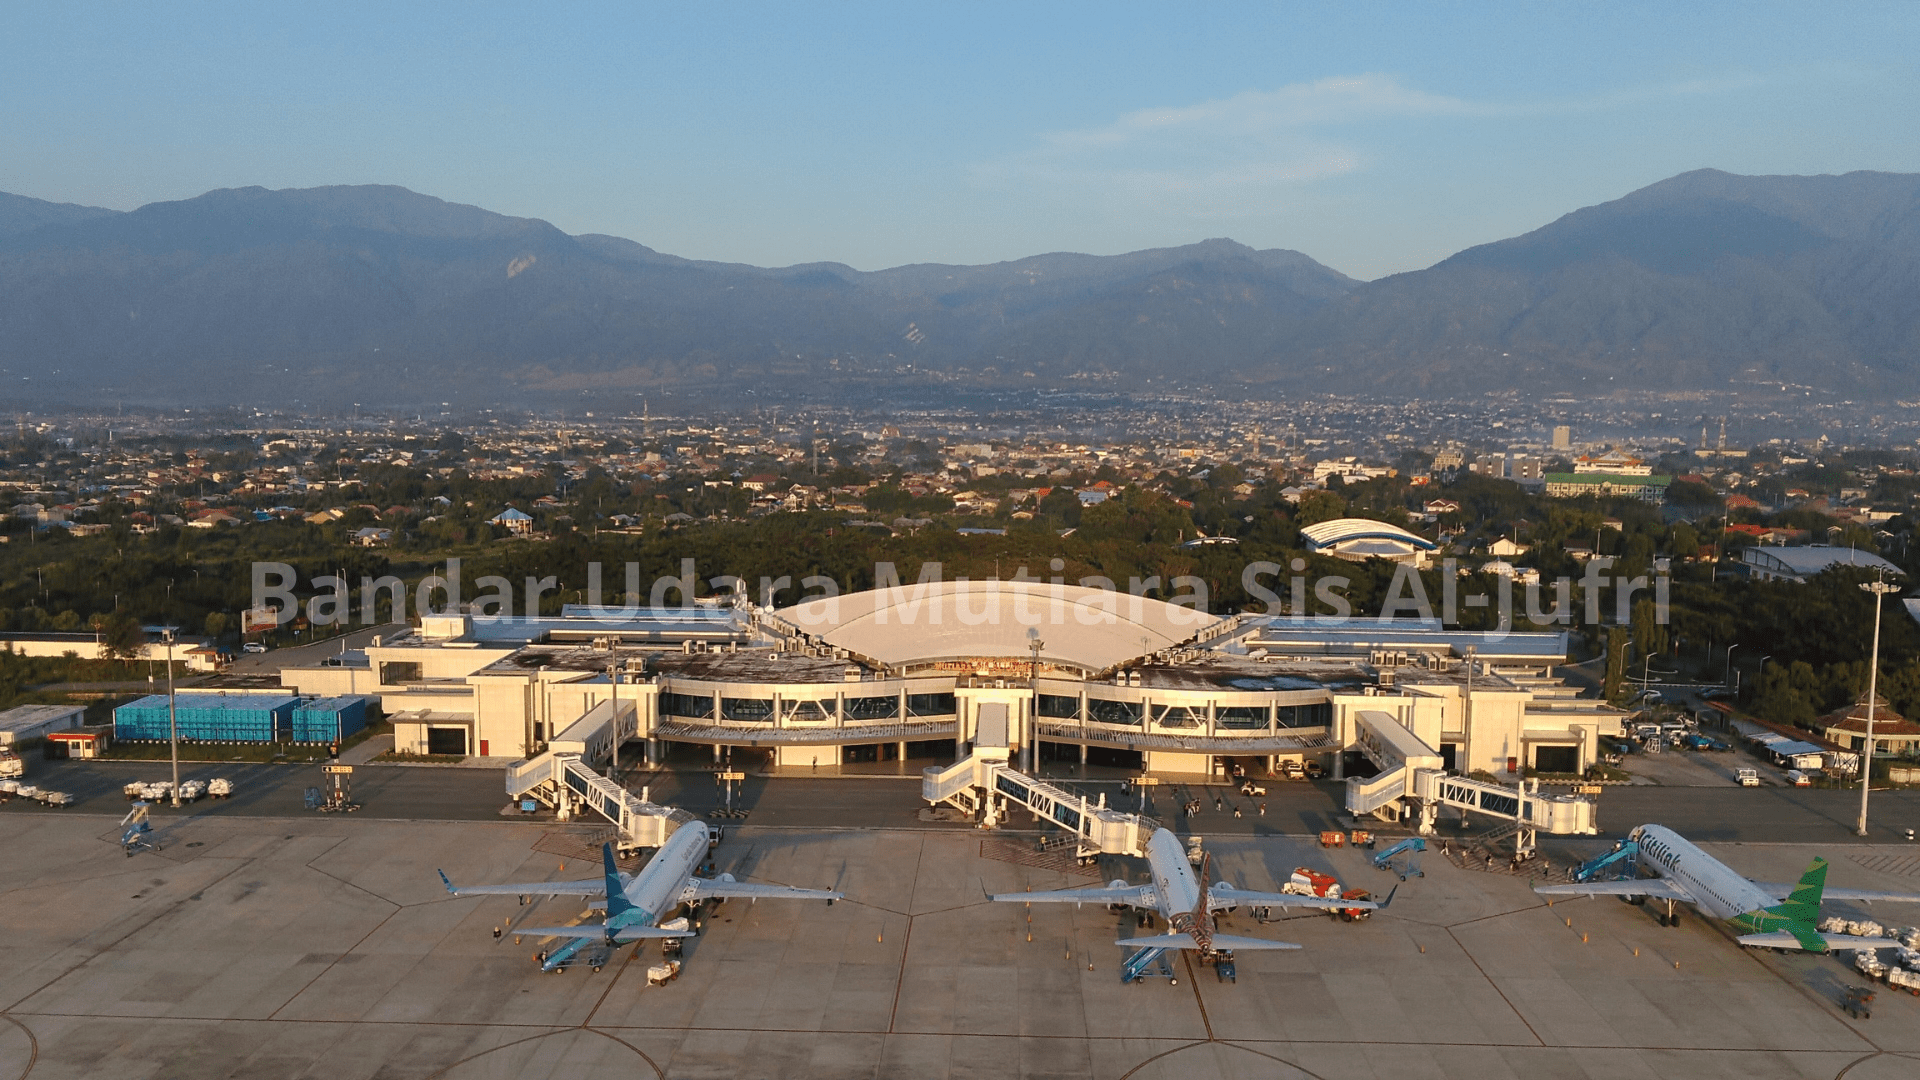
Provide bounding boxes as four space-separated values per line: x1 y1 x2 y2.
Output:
506 751 696 852
921 745 1158 859
1343 709 1596 855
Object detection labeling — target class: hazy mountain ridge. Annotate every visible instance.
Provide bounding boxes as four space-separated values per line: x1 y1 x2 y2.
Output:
0 171 1915 405
1265 169 1920 394
0 191 120 240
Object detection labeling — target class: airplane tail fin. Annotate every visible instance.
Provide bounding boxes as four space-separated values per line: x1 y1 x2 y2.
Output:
1763 858 1827 924
602 843 633 919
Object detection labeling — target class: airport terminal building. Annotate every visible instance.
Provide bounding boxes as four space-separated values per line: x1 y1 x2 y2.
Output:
281 582 1626 780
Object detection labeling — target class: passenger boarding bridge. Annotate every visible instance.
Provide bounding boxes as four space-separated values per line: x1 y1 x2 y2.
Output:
1344 709 1596 856
505 700 695 851
922 703 1158 858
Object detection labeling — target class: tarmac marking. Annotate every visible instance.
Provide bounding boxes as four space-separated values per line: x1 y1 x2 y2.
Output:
1848 852 1920 877
0 1015 37 1080
1181 953 1214 1040
4 1009 1907 1054
886 832 924 1033
0 856 254 1015
1444 923 1545 1046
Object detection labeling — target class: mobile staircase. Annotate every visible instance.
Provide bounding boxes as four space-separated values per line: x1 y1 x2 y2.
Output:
1122 945 1180 985
921 744 1159 860
506 751 696 853
1370 837 1426 879
1572 840 1640 883
1343 709 1598 857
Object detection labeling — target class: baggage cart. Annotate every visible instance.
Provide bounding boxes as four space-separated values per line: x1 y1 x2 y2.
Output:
1319 831 1344 848
647 960 682 986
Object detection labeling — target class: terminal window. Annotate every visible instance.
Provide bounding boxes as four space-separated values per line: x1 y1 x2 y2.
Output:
1216 706 1267 730
906 693 956 717
1037 694 1080 719
844 695 899 721
721 697 774 722
1276 701 1333 728
661 692 715 719
1087 699 1144 726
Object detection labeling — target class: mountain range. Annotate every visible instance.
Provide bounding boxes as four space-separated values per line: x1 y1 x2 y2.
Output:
1 169 1917 408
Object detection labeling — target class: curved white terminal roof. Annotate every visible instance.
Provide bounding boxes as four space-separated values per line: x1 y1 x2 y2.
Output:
1300 517 1438 552
775 581 1219 671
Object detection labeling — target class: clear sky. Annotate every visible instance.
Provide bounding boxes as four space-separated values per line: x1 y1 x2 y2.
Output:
3 2 1916 279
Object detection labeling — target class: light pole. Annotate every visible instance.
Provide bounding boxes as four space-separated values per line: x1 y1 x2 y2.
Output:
609 658 619 780
1027 628 1044 775
165 628 180 808
1725 644 1740 687
1857 574 1898 837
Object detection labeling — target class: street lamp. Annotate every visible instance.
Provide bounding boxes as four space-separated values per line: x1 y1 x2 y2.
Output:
1027 627 1044 775
1857 574 1899 837
165 628 180 808
1725 644 1741 687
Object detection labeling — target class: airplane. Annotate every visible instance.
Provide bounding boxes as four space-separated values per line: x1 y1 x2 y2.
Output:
438 818 842 973
989 827 1391 960
1534 823 1920 952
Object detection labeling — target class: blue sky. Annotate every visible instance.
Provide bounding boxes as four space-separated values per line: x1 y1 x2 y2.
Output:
2 2 1916 278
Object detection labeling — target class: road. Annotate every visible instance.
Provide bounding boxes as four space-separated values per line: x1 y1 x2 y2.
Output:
223 622 406 675
10 756 1920 846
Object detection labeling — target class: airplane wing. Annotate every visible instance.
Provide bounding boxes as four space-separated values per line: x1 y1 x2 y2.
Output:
1207 883 1385 912
1752 881 1920 904
515 924 696 942
1115 932 1301 951
687 874 842 902
437 870 606 898
1533 878 1695 902
1737 930 1902 952
991 882 1157 908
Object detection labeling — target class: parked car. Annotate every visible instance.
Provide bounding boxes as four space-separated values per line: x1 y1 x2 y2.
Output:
243 643 268 654
1700 688 1737 701
1786 770 1812 787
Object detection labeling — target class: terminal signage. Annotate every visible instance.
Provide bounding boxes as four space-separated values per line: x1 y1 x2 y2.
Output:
1133 777 1160 786
1574 785 1603 795
717 771 746 781
321 765 353 775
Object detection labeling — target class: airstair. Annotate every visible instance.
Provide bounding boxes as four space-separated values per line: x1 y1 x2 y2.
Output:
1343 709 1597 856
1121 945 1179 984
921 745 1159 859
506 751 696 852
1572 840 1640 883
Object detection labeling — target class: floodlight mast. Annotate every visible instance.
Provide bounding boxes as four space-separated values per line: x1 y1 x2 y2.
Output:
1857 573 1898 837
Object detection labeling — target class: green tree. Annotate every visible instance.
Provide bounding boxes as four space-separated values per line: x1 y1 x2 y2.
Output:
92 611 147 663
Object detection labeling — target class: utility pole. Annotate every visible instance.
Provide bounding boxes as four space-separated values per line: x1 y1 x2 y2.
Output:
1857 573 1898 836
166 629 180 808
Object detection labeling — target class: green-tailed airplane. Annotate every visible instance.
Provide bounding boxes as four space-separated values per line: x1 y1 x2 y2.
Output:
1535 824 1920 950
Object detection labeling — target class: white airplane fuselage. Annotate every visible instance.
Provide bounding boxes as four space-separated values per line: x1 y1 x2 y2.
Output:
540 820 709 971
1142 828 1213 947
1629 823 1776 922
618 819 710 924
